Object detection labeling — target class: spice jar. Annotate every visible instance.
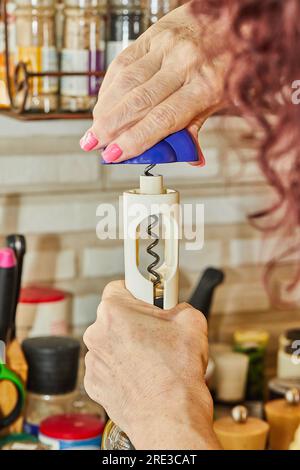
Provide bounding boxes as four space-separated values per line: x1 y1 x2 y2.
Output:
234 329 269 401
148 0 178 25
22 336 80 436
0 1 16 108
39 414 105 449
0 3 7 108
61 0 106 112
279 328 300 350
277 328 300 379
106 0 147 66
214 352 249 403
15 0 58 112
277 344 300 380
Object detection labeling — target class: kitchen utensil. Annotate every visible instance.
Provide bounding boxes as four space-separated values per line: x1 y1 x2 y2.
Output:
0 247 25 430
0 363 25 429
0 247 17 343
189 267 224 319
6 234 26 340
101 129 198 449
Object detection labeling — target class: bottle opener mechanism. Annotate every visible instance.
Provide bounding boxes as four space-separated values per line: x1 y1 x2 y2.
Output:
101 130 198 450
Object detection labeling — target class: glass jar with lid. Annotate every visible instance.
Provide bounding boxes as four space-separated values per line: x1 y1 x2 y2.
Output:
148 0 178 25
14 0 58 112
234 329 269 401
22 336 80 437
0 1 17 108
61 0 107 112
23 391 79 436
106 0 147 66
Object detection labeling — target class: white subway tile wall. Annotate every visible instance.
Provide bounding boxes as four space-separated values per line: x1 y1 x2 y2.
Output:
82 246 124 278
23 249 76 282
0 116 299 356
0 153 100 187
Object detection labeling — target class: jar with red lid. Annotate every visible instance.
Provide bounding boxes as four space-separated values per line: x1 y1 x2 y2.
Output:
16 286 71 342
39 414 105 449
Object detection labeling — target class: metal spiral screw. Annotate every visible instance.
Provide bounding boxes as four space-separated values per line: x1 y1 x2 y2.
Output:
144 164 162 301
146 214 161 287
144 163 156 176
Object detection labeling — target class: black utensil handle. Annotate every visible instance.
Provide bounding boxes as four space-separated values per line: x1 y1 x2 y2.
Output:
0 265 17 343
6 235 26 340
189 267 225 320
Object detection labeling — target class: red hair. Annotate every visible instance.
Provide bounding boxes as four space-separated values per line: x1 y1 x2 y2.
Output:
192 0 300 305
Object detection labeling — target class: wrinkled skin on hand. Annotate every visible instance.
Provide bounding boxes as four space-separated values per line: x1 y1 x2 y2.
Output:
84 281 219 450
83 3 231 163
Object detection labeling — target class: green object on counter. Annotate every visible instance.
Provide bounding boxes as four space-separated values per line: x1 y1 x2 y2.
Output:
0 363 25 429
234 330 269 401
0 433 38 448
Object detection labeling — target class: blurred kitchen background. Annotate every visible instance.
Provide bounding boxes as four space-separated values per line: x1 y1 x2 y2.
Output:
0 0 300 451
0 0 299 379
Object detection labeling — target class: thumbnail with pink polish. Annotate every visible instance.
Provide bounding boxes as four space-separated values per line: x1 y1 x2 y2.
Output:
80 131 99 151
102 144 123 163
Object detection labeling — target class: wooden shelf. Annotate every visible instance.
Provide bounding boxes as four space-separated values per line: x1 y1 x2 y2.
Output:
0 109 93 121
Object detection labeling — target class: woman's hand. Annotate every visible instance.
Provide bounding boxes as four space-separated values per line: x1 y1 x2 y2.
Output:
80 2 230 164
83 281 220 450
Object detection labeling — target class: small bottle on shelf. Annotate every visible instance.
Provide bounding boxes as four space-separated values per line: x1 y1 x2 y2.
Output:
106 0 147 66
60 0 106 112
14 0 58 112
0 0 16 108
147 0 178 25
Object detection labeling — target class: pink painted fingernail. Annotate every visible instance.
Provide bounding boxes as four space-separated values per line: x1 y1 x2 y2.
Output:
80 131 99 151
102 144 123 163
198 148 206 166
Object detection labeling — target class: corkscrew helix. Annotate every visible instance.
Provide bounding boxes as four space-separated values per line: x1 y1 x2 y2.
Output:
143 164 161 304
144 163 156 176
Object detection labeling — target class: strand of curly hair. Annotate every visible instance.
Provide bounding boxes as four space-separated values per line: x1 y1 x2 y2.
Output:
192 0 300 305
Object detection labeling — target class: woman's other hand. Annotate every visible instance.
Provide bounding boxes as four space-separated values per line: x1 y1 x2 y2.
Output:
83 281 220 450
80 3 230 164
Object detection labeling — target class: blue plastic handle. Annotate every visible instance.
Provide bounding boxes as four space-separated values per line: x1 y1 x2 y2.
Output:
101 129 198 165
